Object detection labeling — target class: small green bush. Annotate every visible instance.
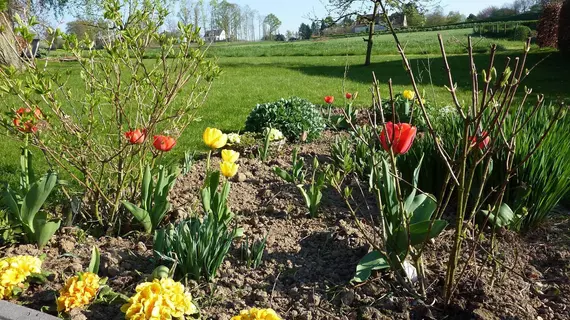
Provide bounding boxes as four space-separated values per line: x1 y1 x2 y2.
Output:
245 97 325 142
512 25 532 41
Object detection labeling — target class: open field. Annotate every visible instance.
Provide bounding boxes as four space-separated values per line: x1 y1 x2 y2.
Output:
202 29 540 57
1 30 568 185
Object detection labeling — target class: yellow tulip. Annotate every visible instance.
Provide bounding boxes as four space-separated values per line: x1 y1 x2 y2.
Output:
203 127 227 149
403 90 415 100
221 149 240 163
220 161 239 178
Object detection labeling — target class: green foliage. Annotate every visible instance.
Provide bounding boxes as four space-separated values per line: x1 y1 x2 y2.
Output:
512 25 532 41
88 246 100 274
0 0 220 233
153 215 238 281
201 171 234 224
122 164 180 233
330 125 382 181
274 151 326 218
257 127 272 162
473 20 538 39
2 173 60 248
479 203 515 229
239 234 267 268
298 158 326 218
183 151 195 175
273 148 305 184
493 106 570 231
353 157 448 282
245 97 325 142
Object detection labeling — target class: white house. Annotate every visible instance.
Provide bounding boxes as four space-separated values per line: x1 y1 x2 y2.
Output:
204 29 226 42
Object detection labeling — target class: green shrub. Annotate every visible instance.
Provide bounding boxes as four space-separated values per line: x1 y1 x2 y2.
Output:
512 25 532 41
245 97 325 142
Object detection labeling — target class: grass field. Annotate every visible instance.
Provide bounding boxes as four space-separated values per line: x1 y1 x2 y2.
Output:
1 29 568 186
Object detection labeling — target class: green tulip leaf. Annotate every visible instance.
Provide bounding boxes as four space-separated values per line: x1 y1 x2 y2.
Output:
409 194 437 224
352 250 390 283
122 201 152 233
88 246 100 274
22 172 58 232
34 212 60 249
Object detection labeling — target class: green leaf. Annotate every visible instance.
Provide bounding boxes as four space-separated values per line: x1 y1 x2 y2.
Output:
352 251 389 283
122 201 152 233
88 246 100 274
481 203 515 228
21 172 58 232
141 165 152 211
408 220 448 246
273 167 292 182
34 212 60 249
409 194 437 224
2 188 21 221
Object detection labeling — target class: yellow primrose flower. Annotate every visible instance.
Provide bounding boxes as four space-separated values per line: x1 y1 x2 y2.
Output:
221 149 240 163
57 272 100 312
231 307 282 320
203 127 228 149
0 255 42 300
220 161 239 178
121 278 197 320
402 90 415 100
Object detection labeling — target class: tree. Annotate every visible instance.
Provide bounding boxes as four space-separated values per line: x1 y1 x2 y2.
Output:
402 2 425 27
1 0 69 67
466 13 477 22
425 6 446 26
263 13 281 37
298 22 312 39
327 0 432 66
446 11 465 24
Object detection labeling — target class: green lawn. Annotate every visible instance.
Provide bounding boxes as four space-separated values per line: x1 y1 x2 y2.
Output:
202 29 539 57
1 29 568 186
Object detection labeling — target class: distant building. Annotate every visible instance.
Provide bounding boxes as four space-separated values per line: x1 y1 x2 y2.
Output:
352 13 387 33
204 29 226 42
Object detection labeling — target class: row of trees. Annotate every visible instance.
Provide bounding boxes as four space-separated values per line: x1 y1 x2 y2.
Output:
172 0 281 41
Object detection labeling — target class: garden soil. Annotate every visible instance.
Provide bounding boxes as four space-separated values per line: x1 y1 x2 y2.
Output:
2 131 569 320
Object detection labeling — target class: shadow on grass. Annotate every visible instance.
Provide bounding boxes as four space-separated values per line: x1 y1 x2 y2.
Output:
287 51 570 102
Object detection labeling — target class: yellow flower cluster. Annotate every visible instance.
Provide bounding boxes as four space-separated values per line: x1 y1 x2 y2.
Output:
0 255 42 300
220 149 239 178
121 278 197 320
402 90 415 100
57 272 100 312
231 308 282 320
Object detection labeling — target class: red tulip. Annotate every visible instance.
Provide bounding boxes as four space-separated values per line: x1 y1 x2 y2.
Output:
125 129 147 145
470 131 490 150
345 92 353 99
324 96 334 104
153 135 176 152
13 107 42 133
379 122 417 155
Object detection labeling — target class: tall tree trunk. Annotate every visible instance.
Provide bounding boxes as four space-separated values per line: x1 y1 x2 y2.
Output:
0 10 23 69
364 1 380 66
